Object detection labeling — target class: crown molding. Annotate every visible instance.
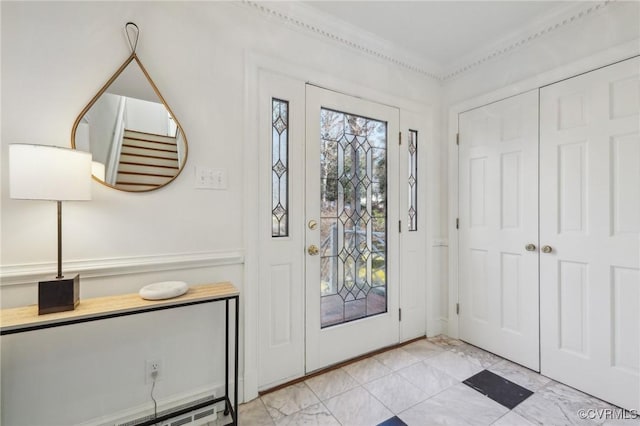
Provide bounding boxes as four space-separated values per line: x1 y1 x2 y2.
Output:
241 0 614 83
441 1 612 81
240 0 442 81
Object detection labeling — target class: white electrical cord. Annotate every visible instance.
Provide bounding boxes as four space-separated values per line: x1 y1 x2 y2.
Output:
151 371 158 425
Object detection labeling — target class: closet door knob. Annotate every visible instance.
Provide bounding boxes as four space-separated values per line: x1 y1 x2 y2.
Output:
525 243 536 252
541 245 553 254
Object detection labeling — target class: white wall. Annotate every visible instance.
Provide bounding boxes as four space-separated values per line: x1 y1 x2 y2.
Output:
125 97 169 136
0 2 439 425
86 93 121 164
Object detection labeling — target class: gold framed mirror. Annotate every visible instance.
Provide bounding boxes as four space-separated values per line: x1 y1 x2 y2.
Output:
71 52 188 192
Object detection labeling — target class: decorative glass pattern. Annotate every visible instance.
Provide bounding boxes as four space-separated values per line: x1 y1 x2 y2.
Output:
319 108 388 328
408 130 418 231
272 99 289 237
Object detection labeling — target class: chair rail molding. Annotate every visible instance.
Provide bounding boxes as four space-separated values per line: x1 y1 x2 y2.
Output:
0 250 244 287
240 0 613 83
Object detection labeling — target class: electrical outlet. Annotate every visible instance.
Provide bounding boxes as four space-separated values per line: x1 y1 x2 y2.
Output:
145 359 162 383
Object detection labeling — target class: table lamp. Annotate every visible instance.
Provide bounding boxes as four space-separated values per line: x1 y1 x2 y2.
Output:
91 161 106 181
9 144 92 315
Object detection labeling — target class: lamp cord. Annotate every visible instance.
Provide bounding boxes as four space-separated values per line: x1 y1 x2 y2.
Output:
150 373 158 425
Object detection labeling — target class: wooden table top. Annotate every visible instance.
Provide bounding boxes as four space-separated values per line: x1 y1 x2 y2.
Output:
1 282 239 334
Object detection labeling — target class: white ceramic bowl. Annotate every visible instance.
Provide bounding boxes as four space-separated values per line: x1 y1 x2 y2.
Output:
139 281 189 300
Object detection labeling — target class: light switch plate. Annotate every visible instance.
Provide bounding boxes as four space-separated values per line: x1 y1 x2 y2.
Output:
195 166 228 190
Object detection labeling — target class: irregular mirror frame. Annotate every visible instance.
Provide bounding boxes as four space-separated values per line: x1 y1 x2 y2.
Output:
71 53 188 192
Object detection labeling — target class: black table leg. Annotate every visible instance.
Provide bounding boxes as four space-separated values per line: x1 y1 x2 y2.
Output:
234 295 239 424
224 299 230 416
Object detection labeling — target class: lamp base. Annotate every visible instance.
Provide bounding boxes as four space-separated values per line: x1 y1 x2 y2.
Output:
38 274 79 315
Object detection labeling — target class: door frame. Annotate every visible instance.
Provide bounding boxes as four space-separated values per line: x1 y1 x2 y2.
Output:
447 42 639 339
244 51 434 401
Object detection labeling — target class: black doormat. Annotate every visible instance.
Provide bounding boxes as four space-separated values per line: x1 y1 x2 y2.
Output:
463 369 533 409
377 416 408 426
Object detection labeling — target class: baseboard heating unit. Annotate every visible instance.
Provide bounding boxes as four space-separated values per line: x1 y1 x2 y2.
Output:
116 395 218 426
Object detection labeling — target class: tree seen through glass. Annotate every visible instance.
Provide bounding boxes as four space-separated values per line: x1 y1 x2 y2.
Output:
319 108 388 328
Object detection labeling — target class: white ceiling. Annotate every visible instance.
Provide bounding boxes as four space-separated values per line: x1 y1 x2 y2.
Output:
304 1 578 70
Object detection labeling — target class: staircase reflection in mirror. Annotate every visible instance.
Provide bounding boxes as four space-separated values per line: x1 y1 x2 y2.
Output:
72 54 187 192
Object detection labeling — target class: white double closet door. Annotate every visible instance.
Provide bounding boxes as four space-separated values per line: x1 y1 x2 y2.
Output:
458 89 540 371
459 57 639 410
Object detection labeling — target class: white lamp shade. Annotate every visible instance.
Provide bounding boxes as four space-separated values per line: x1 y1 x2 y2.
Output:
91 161 106 181
9 144 92 201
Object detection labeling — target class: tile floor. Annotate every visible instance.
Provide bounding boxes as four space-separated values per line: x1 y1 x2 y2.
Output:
215 335 638 426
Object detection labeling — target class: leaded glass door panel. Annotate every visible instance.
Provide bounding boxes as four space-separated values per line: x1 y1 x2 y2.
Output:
305 85 400 372
319 108 388 327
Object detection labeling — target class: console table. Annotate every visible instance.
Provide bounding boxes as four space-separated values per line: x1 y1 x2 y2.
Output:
1 282 239 426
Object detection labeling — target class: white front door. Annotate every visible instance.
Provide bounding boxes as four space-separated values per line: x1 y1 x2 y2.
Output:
305 85 400 372
540 57 640 411
458 90 540 370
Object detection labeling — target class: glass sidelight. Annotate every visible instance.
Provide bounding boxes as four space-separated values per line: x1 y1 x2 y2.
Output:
272 98 289 237
318 108 388 328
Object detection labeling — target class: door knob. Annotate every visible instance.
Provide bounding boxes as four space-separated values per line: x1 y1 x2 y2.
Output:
525 243 536 252
541 245 553 254
307 245 319 256
308 220 318 230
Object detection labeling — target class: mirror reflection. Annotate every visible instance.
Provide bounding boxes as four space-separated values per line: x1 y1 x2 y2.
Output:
72 55 187 192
